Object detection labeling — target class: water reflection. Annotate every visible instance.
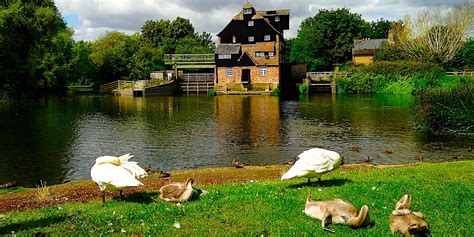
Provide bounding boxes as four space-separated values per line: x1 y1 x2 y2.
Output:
0 94 472 187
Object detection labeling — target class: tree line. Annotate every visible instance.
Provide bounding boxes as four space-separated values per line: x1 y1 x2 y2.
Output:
0 0 214 97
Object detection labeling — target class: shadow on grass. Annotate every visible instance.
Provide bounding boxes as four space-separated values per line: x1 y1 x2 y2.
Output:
287 178 352 189
116 192 159 204
0 215 69 235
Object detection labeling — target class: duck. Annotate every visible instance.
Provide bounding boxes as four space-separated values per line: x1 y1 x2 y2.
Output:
390 194 429 236
348 146 362 152
90 154 147 203
383 149 393 154
413 155 424 162
281 148 344 184
304 196 370 232
159 178 196 202
361 156 372 163
286 156 299 165
232 158 244 168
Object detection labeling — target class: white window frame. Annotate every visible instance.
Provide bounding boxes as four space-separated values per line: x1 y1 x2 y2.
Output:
226 67 233 77
259 66 267 76
275 16 280 22
232 36 236 43
248 36 254 42
248 21 254 26
264 35 271 41
268 51 275 57
256 52 265 57
243 8 252 14
218 54 231 59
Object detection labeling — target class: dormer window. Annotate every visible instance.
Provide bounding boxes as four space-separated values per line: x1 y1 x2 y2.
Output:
243 8 252 14
232 36 236 43
264 35 271 41
248 36 254 42
275 16 280 22
248 21 254 26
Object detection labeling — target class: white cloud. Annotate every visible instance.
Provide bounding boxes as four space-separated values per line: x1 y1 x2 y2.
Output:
55 0 468 41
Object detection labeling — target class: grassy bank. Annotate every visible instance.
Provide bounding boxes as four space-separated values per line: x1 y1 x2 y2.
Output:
0 161 473 235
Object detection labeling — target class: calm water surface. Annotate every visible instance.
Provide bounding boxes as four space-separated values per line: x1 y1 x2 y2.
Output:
0 94 472 187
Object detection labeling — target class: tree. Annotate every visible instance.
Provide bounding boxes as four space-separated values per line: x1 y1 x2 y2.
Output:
90 31 139 83
367 19 394 39
70 41 98 86
0 0 72 96
289 8 368 70
394 3 474 64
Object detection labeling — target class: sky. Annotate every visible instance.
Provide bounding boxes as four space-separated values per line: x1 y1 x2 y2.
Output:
55 0 468 41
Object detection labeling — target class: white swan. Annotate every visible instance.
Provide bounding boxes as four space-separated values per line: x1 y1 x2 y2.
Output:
281 148 344 184
90 154 147 202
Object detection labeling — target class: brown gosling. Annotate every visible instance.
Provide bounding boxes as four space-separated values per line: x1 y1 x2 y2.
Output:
348 146 362 152
390 194 429 236
159 178 195 203
232 158 244 168
384 148 393 154
304 196 370 232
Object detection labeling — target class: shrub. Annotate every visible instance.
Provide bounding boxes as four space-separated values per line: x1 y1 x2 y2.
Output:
36 180 50 201
271 87 280 96
299 83 309 94
207 89 217 96
413 80 473 134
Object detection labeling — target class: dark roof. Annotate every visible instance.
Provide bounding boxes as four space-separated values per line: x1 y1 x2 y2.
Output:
216 44 241 54
353 39 387 51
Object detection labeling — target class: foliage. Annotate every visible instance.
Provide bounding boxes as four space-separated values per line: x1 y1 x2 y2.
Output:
365 19 394 39
0 161 472 235
0 0 72 96
413 77 473 134
207 89 217 96
70 41 97 86
393 3 474 64
271 87 280 96
35 180 50 201
373 42 407 61
299 83 308 94
289 8 368 71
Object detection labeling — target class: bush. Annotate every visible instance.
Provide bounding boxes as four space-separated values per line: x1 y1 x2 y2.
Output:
414 82 473 134
271 87 280 96
373 42 407 62
299 83 308 94
346 61 443 77
207 89 217 96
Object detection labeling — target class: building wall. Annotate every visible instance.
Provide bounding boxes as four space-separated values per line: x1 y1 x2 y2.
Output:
216 66 279 91
353 55 374 64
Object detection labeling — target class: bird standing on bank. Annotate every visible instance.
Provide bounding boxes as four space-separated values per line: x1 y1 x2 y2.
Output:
91 154 147 203
281 148 344 184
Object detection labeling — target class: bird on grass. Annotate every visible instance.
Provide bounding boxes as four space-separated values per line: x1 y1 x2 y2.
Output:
91 154 147 203
281 148 344 184
159 178 197 202
232 158 244 168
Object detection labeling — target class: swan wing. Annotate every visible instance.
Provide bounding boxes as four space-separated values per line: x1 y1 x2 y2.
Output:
159 183 186 199
120 162 147 179
91 164 143 190
281 148 342 180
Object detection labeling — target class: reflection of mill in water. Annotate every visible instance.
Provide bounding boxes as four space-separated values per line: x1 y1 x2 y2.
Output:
215 96 281 163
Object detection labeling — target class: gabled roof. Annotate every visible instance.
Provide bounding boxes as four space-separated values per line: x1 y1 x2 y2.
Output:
216 44 241 54
238 51 256 66
242 43 279 66
353 39 387 51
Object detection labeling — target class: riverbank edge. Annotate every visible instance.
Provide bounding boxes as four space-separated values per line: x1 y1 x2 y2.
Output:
0 161 467 214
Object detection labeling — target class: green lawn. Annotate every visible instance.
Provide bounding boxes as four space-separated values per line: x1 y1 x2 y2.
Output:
0 161 473 235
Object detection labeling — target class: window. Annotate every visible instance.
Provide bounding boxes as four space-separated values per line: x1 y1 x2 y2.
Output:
264 35 271 41
218 54 231 59
248 21 254 26
232 36 236 43
248 36 254 42
268 52 275 57
226 67 233 76
275 16 280 22
256 52 265 57
243 8 252 14
259 66 267 76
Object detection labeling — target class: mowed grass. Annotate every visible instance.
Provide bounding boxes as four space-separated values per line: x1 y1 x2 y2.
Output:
0 161 473 236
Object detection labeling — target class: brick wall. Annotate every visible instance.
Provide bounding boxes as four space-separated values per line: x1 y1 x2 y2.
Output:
216 66 280 91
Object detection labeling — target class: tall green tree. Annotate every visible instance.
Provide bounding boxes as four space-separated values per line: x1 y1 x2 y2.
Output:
70 40 97 86
0 0 72 96
289 8 368 71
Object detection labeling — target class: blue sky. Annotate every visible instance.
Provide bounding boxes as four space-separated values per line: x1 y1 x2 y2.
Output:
56 0 468 41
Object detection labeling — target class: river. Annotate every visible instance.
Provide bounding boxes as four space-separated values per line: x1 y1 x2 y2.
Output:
0 94 472 187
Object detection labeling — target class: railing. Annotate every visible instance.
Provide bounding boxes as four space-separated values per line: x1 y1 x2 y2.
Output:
164 54 215 64
182 73 214 82
446 71 474 78
99 80 131 93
